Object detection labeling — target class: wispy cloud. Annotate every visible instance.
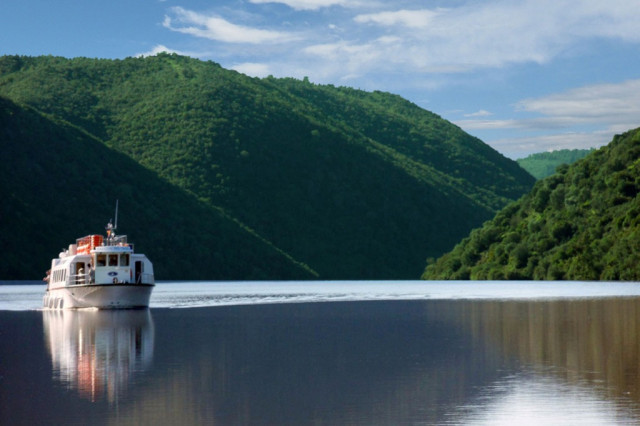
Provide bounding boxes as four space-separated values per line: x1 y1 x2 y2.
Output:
457 79 640 157
517 79 640 128
302 38 397 80
464 110 493 118
136 44 178 57
460 79 640 132
163 6 297 44
232 62 272 77
248 0 360 11
161 1 640 79
354 9 441 29
135 44 205 58
346 0 640 73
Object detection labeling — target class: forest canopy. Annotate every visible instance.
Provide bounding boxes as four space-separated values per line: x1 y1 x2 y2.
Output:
517 149 593 179
0 54 534 279
423 128 640 280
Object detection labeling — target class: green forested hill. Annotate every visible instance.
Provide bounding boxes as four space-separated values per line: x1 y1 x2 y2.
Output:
517 149 593 179
423 128 640 280
0 96 316 280
0 54 534 280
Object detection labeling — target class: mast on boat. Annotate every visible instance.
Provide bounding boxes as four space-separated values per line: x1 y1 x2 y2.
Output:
106 200 119 246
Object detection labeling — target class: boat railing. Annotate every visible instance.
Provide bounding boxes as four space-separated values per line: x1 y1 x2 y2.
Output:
67 272 153 285
69 273 92 286
106 234 128 246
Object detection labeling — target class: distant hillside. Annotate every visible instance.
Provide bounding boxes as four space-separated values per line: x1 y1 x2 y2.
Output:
423 128 640 280
517 149 593 179
0 54 534 280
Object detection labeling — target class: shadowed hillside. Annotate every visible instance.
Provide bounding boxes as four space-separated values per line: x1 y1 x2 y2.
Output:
0 96 316 280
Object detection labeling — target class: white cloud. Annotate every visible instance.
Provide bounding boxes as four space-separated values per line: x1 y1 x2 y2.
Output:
303 40 381 64
248 0 359 11
347 0 640 73
354 9 441 29
232 62 272 77
135 44 207 58
302 40 389 78
455 119 517 131
159 0 640 82
464 110 493 118
136 44 178 57
457 79 640 158
163 6 297 44
460 79 640 132
517 79 640 127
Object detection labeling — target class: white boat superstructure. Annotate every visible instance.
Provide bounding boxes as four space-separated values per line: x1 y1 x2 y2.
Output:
43 215 154 309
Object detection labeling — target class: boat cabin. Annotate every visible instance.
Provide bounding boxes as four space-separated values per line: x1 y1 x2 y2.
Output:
47 233 154 289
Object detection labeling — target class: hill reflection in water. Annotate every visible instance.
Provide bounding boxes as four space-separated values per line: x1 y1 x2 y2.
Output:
116 298 640 425
446 298 640 424
2 291 640 425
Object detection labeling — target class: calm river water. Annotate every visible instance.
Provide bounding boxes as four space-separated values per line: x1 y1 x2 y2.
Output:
1 281 640 425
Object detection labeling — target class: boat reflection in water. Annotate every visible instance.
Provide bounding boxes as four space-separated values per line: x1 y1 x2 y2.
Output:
42 309 154 403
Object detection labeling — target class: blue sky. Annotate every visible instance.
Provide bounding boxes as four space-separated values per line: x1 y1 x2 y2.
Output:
2 0 640 158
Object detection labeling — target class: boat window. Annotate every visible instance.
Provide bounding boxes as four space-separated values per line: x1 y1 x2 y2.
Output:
120 253 130 267
108 254 118 266
96 254 106 267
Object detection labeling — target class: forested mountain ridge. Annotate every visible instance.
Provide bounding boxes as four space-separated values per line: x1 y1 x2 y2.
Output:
517 149 593 179
422 128 640 280
0 54 534 279
0 96 317 280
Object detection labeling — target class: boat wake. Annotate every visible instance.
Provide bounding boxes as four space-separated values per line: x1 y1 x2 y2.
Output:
3 280 640 311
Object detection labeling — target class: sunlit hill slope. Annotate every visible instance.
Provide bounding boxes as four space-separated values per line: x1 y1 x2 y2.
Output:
423 128 640 280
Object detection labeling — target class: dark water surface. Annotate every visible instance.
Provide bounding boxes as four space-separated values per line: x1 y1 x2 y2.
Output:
1 282 640 425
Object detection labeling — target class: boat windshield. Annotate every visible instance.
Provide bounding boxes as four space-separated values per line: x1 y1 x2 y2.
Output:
94 253 130 267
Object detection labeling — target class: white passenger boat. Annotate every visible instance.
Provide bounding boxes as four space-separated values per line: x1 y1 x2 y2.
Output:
43 209 154 309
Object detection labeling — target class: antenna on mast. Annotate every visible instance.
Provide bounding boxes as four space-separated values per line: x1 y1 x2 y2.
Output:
106 200 119 241
114 199 119 231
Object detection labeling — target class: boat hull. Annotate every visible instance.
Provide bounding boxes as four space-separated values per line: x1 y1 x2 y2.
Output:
43 283 154 309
